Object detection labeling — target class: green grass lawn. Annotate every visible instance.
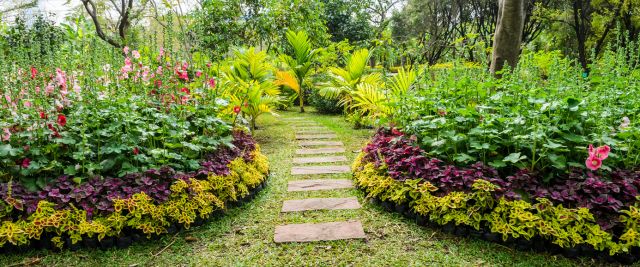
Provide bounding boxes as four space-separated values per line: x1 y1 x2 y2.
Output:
0 108 625 266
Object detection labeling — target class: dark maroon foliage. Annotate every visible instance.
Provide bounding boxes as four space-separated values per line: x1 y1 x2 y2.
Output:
0 131 257 219
362 128 640 229
362 128 505 195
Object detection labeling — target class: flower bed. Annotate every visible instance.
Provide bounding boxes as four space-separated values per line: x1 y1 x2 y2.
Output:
353 129 640 264
0 47 270 252
0 130 269 251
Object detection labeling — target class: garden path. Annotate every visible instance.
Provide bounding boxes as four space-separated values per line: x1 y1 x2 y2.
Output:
273 117 366 243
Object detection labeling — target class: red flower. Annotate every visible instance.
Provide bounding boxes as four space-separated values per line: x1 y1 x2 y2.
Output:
20 158 31 168
391 128 403 136
30 66 37 79
57 114 67 127
155 79 163 88
233 106 241 114
133 147 140 155
39 111 46 119
180 87 190 94
47 123 61 138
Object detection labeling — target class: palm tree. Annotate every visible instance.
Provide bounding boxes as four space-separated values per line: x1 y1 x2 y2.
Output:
277 30 320 113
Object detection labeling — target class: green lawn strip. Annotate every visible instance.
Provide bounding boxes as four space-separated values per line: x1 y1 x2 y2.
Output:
0 108 610 266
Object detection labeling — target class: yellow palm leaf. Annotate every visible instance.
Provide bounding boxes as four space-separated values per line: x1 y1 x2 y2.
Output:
274 71 300 93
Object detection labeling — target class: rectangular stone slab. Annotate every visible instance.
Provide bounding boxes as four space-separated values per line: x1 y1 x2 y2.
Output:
291 165 350 175
288 179 354 192
296 147 345 155
281 197 361 212
296 130 334 135
274 221 365 243
293 156 348 164
298 141 343 146
296 134 338 140
293 127 327 130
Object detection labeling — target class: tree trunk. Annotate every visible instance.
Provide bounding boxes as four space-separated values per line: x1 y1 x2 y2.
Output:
490 0 525 76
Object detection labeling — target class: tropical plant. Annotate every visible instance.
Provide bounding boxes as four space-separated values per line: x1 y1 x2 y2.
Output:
276 30 320 112
319 48 379 106
220 47 280 131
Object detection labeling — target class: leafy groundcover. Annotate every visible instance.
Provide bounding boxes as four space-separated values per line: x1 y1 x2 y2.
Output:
0 131 269 252
353 129 640 264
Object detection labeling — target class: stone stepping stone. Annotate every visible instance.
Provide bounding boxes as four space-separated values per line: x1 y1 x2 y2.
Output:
296 147 345 155
293 126 326 130
296 134 338 140
274 221 365 243
296 129 335 135
293 156 348 164
282 197 361 212
288 179 353 192
291 165 350 175
298 141 343 146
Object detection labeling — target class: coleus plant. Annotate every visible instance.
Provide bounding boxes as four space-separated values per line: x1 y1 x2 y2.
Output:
0 131 257 220
363 128 640 229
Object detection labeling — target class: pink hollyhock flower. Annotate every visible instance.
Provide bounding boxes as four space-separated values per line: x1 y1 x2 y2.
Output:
123 46 130 55
233 106 241 114
45 83 55 95
156 66 163 75
178 70 189 81
57 114 67 127
24 101 32 108
586 155 602 171
159 48 165 57
208 78 216 88
55 68 67 89
20 158 31 168
196 70 202 78
1 128 10 141
596 145 610 159
206 62 212 68
30 66 37 79
132 50 140 59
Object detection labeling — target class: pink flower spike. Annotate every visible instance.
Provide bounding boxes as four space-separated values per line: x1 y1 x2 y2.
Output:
132 50 140 59
596 145 610 160
208 78 216 88
586 155 602 171
1 128 10 142
123 46 130 55
196 70 202 78
588 144 595 157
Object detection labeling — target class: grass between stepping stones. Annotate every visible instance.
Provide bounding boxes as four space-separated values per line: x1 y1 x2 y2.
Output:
0 107 604 266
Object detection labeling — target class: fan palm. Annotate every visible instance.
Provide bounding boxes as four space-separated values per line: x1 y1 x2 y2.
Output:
277 30 320 112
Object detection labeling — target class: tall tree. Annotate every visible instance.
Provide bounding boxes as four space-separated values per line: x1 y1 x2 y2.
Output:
80 0 151 48
490 0 526 75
